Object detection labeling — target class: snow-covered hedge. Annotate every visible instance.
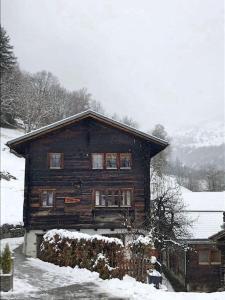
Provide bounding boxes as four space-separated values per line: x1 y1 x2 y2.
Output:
40 229 126 280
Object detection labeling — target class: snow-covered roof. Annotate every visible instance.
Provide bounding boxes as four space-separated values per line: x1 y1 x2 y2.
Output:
185 211 224 240
7 110 169 149
181 192 225 240
182 192 225 212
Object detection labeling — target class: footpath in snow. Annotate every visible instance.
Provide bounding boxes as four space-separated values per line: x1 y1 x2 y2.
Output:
1 237 225 300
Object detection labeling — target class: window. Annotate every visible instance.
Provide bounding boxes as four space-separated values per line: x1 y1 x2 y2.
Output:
92 154 104 169
49 153 63 169
199 250 210 265
198 249 221 265
41 191 54 207
91 153 132 170
120 153 131 169
211 250 221 265
121 190 131 206
94 189 132 207
106 153 117 169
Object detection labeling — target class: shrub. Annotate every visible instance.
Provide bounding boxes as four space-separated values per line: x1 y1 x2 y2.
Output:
40 229 126 280
1 244 12 274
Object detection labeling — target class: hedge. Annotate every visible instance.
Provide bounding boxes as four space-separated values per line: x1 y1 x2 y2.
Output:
39 229 126 280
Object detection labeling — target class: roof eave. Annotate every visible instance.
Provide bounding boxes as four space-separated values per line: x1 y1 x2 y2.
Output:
6 110 169 151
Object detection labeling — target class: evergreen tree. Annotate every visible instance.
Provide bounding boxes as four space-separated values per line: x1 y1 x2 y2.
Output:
1 243 12 274
150 124 169 176
0 26 17 72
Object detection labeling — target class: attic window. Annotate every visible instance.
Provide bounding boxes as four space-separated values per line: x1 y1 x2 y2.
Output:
120 153 131 169
92 154 104 169
49 153 63 169
106 153 117 169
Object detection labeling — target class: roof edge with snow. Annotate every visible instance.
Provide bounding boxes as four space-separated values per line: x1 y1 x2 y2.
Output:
6 110 169 148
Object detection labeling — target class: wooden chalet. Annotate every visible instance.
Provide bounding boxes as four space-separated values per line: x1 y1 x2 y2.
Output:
209 227 225 290
162 192 225 292
7 110 168 257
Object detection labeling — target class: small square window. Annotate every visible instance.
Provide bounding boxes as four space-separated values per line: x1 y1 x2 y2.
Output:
49 153 63 169
106 153 117 169
41 191 54 207
92 154 104 169
120 153 131 169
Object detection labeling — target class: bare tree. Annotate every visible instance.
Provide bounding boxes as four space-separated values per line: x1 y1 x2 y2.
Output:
15 71 59 132
149 170 192 250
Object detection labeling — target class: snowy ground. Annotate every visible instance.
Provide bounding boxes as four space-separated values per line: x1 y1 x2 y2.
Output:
1 238 224 300
0 128 25 225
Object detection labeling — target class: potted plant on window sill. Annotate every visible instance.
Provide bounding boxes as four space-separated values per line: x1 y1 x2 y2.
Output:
0 243 13 292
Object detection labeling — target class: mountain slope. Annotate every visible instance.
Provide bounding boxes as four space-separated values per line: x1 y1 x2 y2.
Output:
1 127 25 225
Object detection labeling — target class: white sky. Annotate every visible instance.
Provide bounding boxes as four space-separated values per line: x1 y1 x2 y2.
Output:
2 0 224 133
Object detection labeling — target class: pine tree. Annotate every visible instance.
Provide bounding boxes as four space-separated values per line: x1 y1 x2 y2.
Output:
1 243 12 274
0 26 17 72
150 124 169 177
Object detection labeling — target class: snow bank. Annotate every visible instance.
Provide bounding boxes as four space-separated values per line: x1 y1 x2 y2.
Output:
43 229 123 246
1 127 25 225
0 237 24 252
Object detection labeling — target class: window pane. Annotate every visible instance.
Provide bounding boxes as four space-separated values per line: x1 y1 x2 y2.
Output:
92 154 103 169
106 153 117 169
121 190 131 206
48 192 54 206
211 250 221 264
101 193 106 206
95 191 100 206
120 153 131 169
42 191 53 207
199 250 210 264
114 191 120 206
126 190 131 206
121 191 126 206
50 153 61 168
42 192 47 206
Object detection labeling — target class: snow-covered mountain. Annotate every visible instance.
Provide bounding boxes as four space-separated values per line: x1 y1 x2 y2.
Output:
169 120 225 170
171 120 224 148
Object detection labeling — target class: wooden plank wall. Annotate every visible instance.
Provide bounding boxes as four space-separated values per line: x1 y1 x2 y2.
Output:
23 118 151 229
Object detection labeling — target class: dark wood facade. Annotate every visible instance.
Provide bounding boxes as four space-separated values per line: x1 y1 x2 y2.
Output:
7 112 168 232
163 241 223 292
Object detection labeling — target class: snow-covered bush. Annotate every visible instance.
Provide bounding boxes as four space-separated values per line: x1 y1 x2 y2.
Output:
40 229 126 280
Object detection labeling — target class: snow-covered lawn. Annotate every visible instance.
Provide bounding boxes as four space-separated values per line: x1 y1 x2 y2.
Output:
1 237 224 300
0 127 25 225
0 236 24 252
27 258 225 300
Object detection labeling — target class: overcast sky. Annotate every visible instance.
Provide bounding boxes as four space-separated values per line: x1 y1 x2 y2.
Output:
2 0 224 133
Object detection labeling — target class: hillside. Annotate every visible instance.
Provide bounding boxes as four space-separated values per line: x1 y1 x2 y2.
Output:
170 120 225 170
1 127 25 225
